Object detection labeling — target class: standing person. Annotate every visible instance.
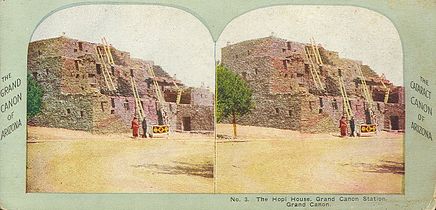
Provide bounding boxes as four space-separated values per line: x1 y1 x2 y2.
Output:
142 118 147 138
339 116 348 137
131 116 139 138
349 117 356 137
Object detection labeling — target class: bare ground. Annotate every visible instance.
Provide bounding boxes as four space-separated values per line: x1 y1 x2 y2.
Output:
216 124 404 194
26 126 214 193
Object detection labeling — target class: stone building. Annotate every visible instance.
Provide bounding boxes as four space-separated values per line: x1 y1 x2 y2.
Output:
221 36 405 133
28 36 214 133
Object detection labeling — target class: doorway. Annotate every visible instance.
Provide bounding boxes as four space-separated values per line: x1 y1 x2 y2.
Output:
390 116 399 130
182 117 191 131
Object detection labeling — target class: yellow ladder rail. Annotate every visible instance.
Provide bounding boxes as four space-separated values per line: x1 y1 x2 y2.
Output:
130 76 145 121
172 81 183 104
338 76 353 119
311 37 324 65
102 37 115 65
94 46 111 90
357 65 373 111
380 75 390 103
96 46 116 91
304 47 320 90
305 46 325 90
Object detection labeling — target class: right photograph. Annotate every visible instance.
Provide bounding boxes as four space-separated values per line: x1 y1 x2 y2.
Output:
215 6 404 193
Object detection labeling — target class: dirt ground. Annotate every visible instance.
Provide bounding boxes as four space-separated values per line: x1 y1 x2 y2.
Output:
26 126 214 193
216 124 404 194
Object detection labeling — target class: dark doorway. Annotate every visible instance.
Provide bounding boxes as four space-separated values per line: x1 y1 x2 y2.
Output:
390 116 399 130
182 117 191 131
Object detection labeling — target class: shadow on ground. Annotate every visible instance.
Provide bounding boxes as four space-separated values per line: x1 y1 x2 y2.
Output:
351 161 404 175
131 161 213 178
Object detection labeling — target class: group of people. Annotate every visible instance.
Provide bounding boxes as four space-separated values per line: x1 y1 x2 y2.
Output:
339 116 356 137
131 117 148 138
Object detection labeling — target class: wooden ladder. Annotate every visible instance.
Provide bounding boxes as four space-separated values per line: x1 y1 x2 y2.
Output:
130 76 145 121
172 81 183 104
380 74 390 103
338 75 353 119
304 46 325 91
357 65 374 113
94 46 116 91
147 65 168 124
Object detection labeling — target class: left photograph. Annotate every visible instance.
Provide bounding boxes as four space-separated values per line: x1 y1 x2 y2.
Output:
26 5 215 193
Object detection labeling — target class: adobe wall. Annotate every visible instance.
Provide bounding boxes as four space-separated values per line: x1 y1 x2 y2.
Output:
176 104 214 131
32 94 94 131
221 36 405 133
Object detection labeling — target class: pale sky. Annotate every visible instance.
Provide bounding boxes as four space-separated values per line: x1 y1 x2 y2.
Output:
217 6 403 86
32 5 215 89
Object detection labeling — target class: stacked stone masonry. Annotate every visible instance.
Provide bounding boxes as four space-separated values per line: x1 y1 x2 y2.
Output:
28 36 214 133
221 36 405 133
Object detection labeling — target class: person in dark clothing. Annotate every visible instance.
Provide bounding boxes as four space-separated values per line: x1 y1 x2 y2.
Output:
349 117 356 137
142 118 147 138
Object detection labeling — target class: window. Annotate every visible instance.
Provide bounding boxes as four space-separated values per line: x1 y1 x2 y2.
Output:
66 108 71 114
74 60 80 70
111 110 115 114
111 66 115 75
319 97 323 107
287 41 292 50
254 68 258 75
100 102 105 112
78 42 83 51
288 110 292 117
46 69 49 75
111 98 115 108
74 49 78 52
275 108 279 114
282 60 287 69
80 111 84 118
282 49 286 53
332 99 338 110
124 100 129 110
130 69 134 77
284 74 288 78
319 108 323 113
96 64 101 74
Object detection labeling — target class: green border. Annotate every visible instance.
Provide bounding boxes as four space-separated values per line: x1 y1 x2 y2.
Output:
1 0 435 209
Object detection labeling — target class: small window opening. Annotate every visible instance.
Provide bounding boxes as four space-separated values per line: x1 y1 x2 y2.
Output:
130 69 134 77
66 108 71 114
100 102 105 112
110 110 115 114
275 108 279 114
283 60 287 69
111 66 115 75
254 68 258 75
111 98 115 108
74 60 80 70
319 97 323 107
124 100 129 110
78 42 83 51
288 110 292 116
332 99 338 110
80 111 84 118
96 64 102 74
